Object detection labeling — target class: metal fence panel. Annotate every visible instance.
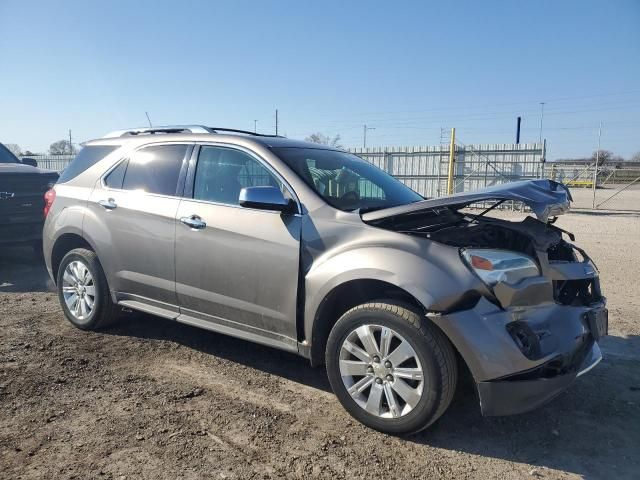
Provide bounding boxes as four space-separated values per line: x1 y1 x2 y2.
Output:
22 155 75 172
349 143 544 198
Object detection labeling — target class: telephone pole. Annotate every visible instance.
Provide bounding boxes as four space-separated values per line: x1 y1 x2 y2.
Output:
363 124 375 148
275 109 279 135
254 120 258 133
68 130 73 154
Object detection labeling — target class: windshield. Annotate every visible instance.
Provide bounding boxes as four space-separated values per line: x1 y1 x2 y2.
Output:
272 147 422 211
0 144 20 164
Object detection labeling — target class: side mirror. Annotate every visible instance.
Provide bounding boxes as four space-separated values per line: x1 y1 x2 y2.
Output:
21 158 38 168
239 186 296 213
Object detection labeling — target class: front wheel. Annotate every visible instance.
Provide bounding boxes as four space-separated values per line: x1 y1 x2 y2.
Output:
326 301 457 435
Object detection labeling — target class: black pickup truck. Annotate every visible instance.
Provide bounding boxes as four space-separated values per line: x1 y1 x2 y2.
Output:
0 143 59 253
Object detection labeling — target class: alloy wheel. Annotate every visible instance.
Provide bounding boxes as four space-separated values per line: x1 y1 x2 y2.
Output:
339 324 424 418
61 260 96 321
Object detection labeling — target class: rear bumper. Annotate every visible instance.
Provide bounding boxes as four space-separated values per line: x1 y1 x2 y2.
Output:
477 341 602 416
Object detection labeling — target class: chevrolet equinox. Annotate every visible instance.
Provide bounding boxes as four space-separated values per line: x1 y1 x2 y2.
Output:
43 126 607 434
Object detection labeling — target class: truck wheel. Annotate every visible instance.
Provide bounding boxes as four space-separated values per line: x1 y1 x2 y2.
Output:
325 301 457 435
56 248 119 330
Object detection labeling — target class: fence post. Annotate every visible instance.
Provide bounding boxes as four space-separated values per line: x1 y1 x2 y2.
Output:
446 128 456 194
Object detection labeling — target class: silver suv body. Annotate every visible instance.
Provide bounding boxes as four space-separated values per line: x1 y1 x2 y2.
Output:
43 126 607 434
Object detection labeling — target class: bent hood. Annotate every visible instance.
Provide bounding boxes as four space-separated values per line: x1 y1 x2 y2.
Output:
362 179 572 223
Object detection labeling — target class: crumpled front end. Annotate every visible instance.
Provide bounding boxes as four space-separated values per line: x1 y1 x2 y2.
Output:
362 186 608 416
429 233 607 416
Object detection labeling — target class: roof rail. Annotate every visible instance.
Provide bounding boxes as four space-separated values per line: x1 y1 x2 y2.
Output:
102 125 213 138
207 127 283 138
103 125 285 139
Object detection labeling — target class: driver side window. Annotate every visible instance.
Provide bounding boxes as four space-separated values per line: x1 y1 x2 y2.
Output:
193 146 284 205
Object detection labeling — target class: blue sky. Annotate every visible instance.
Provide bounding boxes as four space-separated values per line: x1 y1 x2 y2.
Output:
1 0 638 159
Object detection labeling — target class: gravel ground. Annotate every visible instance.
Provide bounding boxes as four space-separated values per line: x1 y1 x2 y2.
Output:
1 208 640 479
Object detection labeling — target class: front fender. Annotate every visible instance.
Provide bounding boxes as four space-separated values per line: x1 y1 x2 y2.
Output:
303 241 485 343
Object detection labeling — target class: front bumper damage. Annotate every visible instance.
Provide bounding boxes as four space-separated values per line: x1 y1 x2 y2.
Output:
476 341 602 416
430 253 607 417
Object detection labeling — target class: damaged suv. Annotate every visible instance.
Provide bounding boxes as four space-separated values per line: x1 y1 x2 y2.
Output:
43 126 607 434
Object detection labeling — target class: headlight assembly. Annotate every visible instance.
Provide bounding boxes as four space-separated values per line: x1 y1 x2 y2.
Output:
461 249 540 287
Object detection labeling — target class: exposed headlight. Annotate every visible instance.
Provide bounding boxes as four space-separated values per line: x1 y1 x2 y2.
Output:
461 249 540 287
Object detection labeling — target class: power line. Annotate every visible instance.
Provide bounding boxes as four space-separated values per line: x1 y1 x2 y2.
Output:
310 90 640 119
295 102 640 130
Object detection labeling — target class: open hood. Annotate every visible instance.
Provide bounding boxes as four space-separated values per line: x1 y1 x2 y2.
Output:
361 179 572 223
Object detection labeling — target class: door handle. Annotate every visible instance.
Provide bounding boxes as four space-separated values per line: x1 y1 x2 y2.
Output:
180 215 207 230
98 198 117 210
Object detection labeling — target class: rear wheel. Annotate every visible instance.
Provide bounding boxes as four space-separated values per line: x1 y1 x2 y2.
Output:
326 301 457 435
56 248 119 330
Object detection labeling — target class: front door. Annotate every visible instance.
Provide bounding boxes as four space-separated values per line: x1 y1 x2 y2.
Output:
175 145 301 343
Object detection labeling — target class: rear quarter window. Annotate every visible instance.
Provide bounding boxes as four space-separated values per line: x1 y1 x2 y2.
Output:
58 145 119 183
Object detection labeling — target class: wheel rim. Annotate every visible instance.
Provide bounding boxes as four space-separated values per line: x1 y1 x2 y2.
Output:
339 324 424 419
61 260 96 321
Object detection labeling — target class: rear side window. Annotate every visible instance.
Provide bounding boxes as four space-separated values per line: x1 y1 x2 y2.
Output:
122 144 188 196
104 160 128 189
58 146 118 183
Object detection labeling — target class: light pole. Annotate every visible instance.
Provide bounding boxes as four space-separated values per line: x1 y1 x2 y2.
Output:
254 120 257 133
538 102 545 143
592 122 602 209
363 124 375 148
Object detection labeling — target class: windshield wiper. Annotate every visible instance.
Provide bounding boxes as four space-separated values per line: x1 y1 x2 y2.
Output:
358 199 423 214
357 205 387 214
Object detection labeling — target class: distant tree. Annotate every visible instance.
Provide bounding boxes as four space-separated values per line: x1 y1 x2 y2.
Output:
590 149 613 167
4 143 22 157
23 150 36 156
631 151 640 163
305 133 344 149
49 139 76 155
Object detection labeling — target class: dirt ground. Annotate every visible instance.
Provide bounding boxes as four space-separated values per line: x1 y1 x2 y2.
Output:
1 207 640 479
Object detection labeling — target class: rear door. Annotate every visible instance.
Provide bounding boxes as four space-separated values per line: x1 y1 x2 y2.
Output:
175 144 301 345
87 143 192 313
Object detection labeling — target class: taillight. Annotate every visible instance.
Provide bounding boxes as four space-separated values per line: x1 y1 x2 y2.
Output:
44 188 56 218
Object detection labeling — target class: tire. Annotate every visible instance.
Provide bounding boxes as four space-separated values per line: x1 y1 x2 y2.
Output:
325 301 457 435
56 248 120 330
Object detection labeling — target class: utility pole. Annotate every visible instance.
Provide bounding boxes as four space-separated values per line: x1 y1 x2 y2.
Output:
516 117 521 144
145 112 153 127
363 124 375 148
538 102 545 143
275 109 278 135
254 120 258 133
68 130 73 155
592 122 602 209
